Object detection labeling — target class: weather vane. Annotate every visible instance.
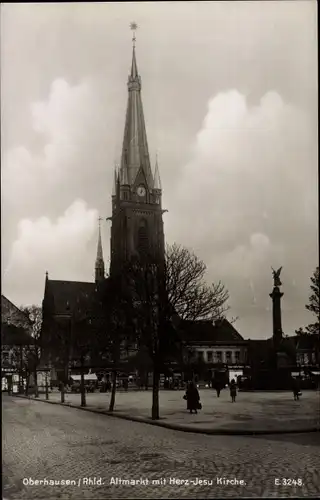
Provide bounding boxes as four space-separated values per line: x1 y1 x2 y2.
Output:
130 22 138 47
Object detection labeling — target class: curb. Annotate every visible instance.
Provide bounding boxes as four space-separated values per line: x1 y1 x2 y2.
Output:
13 395 320 436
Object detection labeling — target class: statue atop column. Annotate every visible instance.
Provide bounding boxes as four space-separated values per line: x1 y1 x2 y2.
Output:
271 266 282 287
270 266 284 349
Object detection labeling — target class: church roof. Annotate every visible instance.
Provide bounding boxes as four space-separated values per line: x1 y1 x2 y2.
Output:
180 318 245 344
45 280 96 316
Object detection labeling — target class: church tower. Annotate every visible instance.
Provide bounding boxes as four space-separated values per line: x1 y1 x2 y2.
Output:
110 26 165 274
95 218 105 282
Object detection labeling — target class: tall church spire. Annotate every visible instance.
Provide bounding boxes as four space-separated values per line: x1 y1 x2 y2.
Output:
120 23 153 190
95 217 105 282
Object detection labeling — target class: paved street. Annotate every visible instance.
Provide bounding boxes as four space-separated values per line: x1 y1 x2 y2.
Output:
3 395 320 499
35 388 320 432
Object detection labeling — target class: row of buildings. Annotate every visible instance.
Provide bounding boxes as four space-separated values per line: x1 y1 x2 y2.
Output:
1 283 319 391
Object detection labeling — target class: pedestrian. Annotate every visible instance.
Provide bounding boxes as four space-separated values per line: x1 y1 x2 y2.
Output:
230 379 237 402
215 380 222 398
184 381 201 414
292 377 301 401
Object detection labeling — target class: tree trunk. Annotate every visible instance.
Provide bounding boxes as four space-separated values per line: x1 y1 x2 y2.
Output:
145 371 149 390
80 355 86 407
61 382 65 403
34 367 39 398
151 365 160 420
109 369 117 412
19 346 24 394
45 372 49 400
7 376 13 395
61 358 69 403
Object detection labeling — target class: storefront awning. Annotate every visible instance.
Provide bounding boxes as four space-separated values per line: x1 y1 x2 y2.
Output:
71 374 97 381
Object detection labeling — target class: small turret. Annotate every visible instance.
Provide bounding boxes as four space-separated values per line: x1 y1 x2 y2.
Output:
153 153 162 205
95 218 105 283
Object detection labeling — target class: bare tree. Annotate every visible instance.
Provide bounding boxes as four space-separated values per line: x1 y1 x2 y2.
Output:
305 267 319 336
44 311 73 403
125 259 171 419
91 275 135 412
295 267 320 336
165 244 229 321
124 245 231 420
20 305 42 397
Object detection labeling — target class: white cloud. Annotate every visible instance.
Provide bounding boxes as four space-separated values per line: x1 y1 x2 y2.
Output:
3 200 98 305
2 78 107 209
166 89 317 334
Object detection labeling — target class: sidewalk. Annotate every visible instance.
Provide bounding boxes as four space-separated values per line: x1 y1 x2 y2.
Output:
15 389 320 435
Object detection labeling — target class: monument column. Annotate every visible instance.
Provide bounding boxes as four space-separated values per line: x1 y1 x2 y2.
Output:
269 267 283 349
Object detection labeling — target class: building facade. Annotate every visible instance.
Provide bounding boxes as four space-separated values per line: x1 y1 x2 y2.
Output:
179 319 248 383
1 295 33 392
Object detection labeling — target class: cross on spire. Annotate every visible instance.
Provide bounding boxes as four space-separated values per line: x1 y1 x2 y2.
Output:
130 21 138 47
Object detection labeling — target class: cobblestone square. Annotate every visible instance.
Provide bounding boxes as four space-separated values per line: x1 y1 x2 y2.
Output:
3 395 320 499
38 388 320 432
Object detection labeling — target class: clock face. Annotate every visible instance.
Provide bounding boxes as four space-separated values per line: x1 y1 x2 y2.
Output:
137 185 146 197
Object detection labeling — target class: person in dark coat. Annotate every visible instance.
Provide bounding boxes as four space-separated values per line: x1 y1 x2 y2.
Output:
215 380 223 397
292 377 301 401
185 381 200 414
230 379 237 402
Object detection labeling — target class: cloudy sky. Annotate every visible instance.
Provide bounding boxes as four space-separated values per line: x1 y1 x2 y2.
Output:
1 2 318 339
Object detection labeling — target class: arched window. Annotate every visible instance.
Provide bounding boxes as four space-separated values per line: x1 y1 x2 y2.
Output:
137 219 149 258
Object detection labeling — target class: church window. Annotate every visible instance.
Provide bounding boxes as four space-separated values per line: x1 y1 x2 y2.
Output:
137 219 149 257
197 351 204 362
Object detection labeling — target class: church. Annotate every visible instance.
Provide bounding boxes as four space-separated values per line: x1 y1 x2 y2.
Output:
41 30 247 384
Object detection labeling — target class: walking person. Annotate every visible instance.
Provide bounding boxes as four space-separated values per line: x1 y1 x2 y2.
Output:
184 381 201 414
292 377 301 401
230 379 237 403
123 378 128 392
215 380 222 398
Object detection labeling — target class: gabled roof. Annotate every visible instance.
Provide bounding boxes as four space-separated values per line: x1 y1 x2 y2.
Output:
45 280 96 316
295 334 319 350
180 318 244 344
1 295 32 329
